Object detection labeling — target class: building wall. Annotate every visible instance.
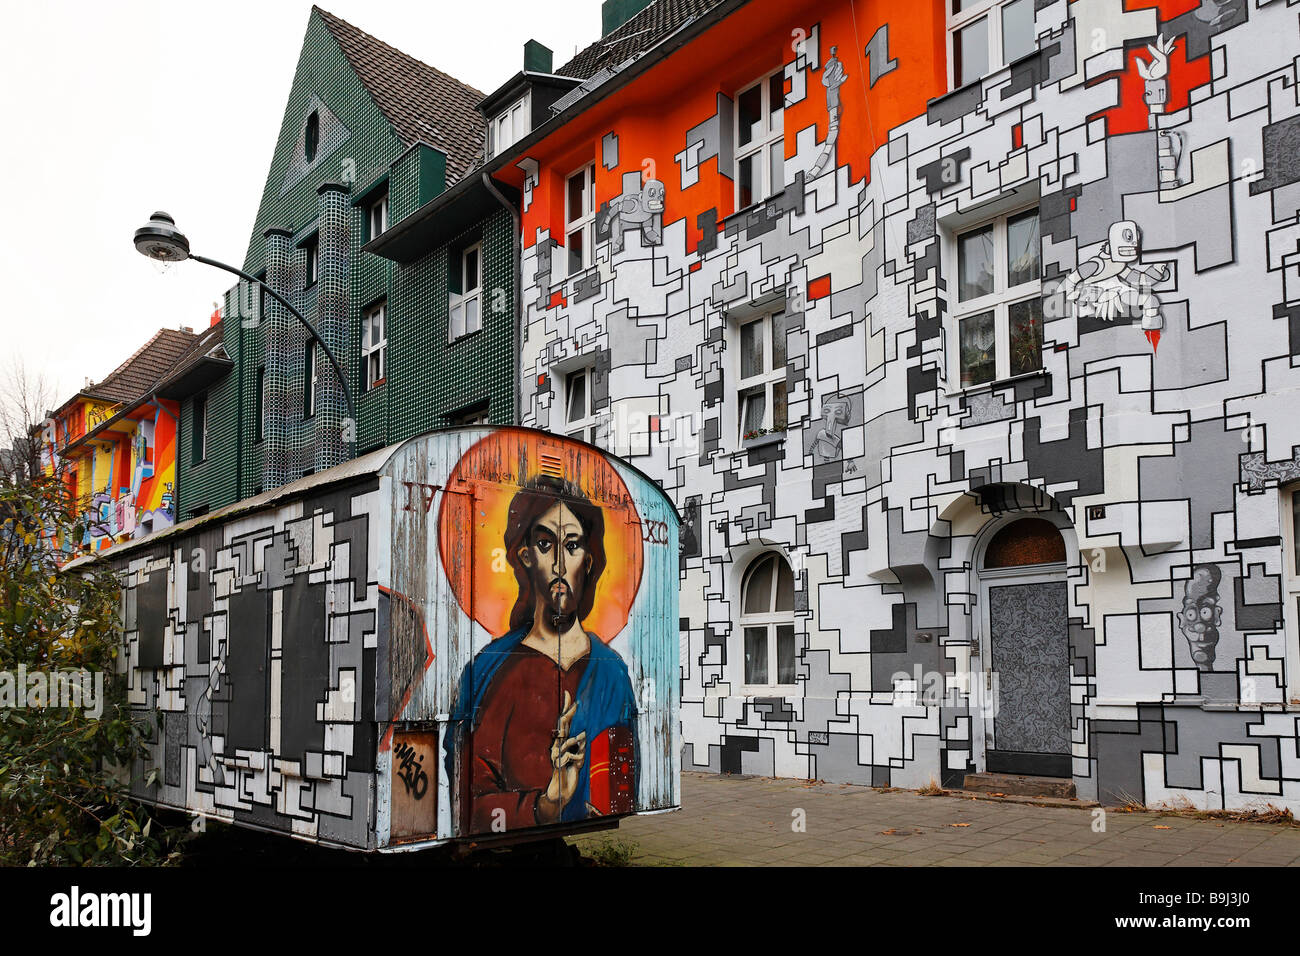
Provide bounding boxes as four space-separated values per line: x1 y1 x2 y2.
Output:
514 0 1300 807
178 10 513 519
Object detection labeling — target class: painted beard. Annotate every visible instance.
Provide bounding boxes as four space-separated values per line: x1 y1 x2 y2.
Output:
545 577 580 627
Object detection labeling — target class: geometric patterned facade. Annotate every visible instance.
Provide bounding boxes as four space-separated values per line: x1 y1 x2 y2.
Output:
501 0 1300 807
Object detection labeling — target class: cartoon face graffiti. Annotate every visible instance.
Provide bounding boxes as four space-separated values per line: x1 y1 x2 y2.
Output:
448 475 637 834
642 178 665 215
1109 220 1140 262
1179 564 1223 670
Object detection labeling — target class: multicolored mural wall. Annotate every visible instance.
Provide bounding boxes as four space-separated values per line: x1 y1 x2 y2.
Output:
100 428 678 850
504 0 1300 806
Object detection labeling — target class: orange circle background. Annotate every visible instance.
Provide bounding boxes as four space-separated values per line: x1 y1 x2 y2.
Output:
437 429 644 644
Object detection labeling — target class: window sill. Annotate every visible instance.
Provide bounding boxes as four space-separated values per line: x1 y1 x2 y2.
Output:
448 328 485 346
724 186 792 226
740 431 786 450
365 378 387 393
947 368 1048 399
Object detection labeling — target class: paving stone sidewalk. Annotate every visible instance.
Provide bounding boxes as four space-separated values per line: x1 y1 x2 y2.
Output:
568 772 1300 866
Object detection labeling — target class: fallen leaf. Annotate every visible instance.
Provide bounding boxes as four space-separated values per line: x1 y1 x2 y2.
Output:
1153 825 1172 830
950 823 971 828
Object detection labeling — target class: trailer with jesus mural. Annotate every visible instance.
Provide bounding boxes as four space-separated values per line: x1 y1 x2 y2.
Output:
74 426 680 851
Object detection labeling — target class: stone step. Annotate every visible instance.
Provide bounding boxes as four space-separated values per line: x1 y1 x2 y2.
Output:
962 772 1077 799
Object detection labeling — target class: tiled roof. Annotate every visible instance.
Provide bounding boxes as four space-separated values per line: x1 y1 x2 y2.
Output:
556 0 730 82
315 6 487 184
164 320 226 383
84 328 199 406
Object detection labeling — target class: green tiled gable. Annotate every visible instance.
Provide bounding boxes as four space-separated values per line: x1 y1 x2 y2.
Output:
176 8 512 520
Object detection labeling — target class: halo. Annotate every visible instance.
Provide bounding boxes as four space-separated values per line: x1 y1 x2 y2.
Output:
437 429 644 643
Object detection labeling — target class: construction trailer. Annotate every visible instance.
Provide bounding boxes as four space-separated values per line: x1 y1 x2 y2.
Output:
77 426 681 851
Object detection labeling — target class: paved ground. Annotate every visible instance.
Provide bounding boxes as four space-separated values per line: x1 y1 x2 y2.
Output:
568 772 1300 866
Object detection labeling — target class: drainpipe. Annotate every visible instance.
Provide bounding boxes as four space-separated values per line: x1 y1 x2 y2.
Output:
481 171 522 424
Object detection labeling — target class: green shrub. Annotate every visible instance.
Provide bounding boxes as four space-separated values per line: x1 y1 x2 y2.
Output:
0 473 176 865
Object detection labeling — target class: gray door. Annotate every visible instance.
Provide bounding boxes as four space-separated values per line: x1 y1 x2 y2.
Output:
987 580 1071 776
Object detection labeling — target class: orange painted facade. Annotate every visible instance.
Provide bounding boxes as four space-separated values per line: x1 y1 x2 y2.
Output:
499 0 948 256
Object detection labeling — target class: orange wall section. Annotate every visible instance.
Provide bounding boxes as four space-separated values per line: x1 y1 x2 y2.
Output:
502 0 947 258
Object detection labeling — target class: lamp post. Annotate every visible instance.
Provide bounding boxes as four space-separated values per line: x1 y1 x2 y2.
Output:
133 211 357 450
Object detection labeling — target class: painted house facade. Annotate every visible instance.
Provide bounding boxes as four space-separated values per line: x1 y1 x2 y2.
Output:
489 0 1300 807
40 327 198 554
176 7 517 522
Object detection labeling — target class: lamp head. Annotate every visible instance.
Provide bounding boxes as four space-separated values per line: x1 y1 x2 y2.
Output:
134 211 191 262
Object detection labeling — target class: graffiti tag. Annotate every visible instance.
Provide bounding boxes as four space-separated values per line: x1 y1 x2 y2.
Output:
394 741 429 800
642 519 670 545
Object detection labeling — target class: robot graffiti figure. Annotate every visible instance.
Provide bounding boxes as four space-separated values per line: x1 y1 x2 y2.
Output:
599 178 665 254
1060 220 1169 351
1136 34 1184 187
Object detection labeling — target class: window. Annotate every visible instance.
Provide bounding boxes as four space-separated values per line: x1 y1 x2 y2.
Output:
951 206 1042 388
192 393 207 465
255 366 265 441
563 365 599 444
740 552 796 688
1281 489 1300 700
565 163 596 277
948 0 1037 89
734 69 785 210
304 344 319 418
488 94 530 159
736 310 788 442
366 192 389 242
362 301 387 390
304 110 320 162
449 402 490 426
304 235 319 288
449 242 482 341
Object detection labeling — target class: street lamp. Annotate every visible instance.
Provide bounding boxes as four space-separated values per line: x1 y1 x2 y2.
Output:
133 211 357 445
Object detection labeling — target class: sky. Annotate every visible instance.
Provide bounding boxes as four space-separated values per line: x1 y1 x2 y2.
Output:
0 0 604 418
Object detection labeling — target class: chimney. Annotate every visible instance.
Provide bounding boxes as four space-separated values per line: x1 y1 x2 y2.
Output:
602 0 653 37
524 39 553 74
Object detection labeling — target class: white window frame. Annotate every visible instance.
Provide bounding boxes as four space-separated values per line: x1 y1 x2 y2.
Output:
947 0 1037 90
562 364 600 445
362 301 387 390
304 235 319 287
738 551 797 692
564 162 596 278
488 92 530 159
367 192 389 241
304 343 319 418
1281 487 1300 704
735 310 788 444
944 203 1042 391
449 242 482 341
733 68 786 211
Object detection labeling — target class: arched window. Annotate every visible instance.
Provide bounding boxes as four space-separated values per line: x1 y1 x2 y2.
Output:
740 552 796 687
983 517 1065 569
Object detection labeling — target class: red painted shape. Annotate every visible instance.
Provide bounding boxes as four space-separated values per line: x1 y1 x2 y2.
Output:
209 307 221 327
1070 197 1077 211
1096 41 1212 137
1012 124 1023 150
689 261 702 273
808 275 832 301
375 585 436 753
1145 329 1161 353
547 289 567 310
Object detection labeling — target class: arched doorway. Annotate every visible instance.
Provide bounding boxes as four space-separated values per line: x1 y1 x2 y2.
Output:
978 515 1072 778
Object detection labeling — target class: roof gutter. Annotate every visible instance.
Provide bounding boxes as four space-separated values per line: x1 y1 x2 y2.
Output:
481 171 522 424
368 0 750 259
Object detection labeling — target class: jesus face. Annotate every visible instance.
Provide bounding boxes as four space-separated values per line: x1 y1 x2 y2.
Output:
518 500 592 627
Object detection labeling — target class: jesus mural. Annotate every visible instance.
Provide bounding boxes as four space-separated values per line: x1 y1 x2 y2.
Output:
448 475 638 833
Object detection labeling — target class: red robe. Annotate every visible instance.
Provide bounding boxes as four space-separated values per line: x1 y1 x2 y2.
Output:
467 643 589 833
